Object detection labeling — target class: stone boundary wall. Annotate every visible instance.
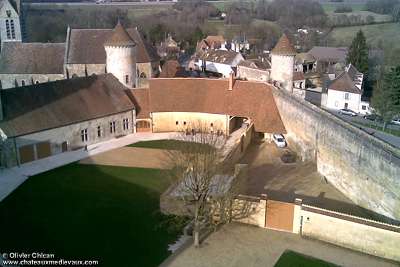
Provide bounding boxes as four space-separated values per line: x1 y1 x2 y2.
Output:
272 86 400 220
298 204 400 262
232 195 400 262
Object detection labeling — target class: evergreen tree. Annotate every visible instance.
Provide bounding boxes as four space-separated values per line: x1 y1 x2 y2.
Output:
371 66 400 129
346 30 369 78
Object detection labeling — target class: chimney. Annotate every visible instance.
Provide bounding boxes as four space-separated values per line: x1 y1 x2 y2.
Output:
228 71 235 90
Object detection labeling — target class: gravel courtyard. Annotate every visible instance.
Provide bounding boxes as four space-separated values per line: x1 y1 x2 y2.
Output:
163 223 397 267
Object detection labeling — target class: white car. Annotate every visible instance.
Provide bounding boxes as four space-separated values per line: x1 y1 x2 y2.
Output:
338 109 357 117
273 134 286 148
391 118 400 126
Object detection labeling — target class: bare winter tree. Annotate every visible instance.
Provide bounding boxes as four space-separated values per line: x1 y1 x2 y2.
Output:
164 122 253 247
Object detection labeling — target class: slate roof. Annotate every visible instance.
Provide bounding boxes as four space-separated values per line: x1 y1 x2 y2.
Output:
328 71 361 94
272 34 296 56
0 74 135 137
133 78 286 133
238 59 270 70
66 27 160 64
308 46 348 63
104 22 135 47
200 50 243 65
0 42 65 74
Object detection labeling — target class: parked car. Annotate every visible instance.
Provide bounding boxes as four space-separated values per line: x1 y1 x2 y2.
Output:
391 118 400 126
363 114 382 122
273 134 286 148
338 109 357 117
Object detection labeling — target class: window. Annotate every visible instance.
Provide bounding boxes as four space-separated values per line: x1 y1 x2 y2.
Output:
35 81 39 84
21 80 25 86
344 93 350 100
6 10 11 17
176 121 179 125
5 20 11 39
125 75 129 84
10 19 15 39
97 126 101 138
210 123 214 127
140 72 147 78
183 121 187 125
81 129 88 142
362 105 367 110
123 118 129 130
110 121 116 133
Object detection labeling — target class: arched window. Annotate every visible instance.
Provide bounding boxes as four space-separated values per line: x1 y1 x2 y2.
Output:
21 80 25 86
140 72 147 79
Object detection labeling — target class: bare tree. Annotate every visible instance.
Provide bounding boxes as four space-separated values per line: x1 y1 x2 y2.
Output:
164 122 253 247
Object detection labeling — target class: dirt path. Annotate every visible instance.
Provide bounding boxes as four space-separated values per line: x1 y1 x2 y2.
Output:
79 147 171 169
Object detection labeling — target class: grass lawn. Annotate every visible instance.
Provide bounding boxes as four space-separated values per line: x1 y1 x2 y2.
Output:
274 250 338 267
128 139 214 151
0 164 182 267
351 120 400 137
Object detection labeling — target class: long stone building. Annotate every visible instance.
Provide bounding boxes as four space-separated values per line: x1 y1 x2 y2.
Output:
0 22 160 89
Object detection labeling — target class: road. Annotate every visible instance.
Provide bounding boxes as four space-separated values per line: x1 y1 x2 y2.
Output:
330 110 400 149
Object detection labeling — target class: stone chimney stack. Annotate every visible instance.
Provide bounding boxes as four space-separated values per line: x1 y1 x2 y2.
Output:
228 71 235 90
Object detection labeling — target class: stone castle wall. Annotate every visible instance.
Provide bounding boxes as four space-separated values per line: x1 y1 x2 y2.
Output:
272 87 400 220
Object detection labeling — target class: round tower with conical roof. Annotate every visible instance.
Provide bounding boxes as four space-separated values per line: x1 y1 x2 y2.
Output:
104 21 137 88
270 34 296 92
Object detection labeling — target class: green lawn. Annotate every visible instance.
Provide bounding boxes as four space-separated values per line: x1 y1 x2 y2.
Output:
0 164 182 267
274 250 338 267
128 139 214 151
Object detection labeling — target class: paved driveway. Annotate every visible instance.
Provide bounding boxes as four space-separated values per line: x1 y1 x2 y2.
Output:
163 223 397 267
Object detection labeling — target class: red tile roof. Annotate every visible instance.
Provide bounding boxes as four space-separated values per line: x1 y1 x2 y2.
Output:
132 78 286 134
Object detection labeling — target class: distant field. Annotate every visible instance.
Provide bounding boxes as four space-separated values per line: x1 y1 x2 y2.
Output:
322 2 365 13
328 10 392 23
328 23 400 48
204 18 281 39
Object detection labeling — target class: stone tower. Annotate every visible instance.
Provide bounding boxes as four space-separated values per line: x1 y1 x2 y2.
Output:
270 34 296 92
0 0 23 48
104 21 137 88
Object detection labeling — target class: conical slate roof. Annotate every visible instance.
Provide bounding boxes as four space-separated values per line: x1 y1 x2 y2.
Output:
272 34 296 56
104 21 135 47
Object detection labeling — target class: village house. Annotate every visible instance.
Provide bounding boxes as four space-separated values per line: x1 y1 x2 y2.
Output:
308 46 348 74
157 33 180 59
237 59 270 82
196 49 244 77
322 64 370 114
196 35 226 54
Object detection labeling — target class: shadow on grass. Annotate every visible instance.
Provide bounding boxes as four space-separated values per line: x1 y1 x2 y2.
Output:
274 250 339 267
0 163 183 267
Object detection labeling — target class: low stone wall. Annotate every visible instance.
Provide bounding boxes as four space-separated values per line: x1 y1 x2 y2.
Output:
272 86 400 220
231 195 400 262
299 204 400 262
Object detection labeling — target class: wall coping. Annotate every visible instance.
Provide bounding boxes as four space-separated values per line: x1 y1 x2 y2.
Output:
272 85 400 159
302 204 400 233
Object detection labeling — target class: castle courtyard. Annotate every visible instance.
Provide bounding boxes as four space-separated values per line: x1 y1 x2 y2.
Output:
239 141 390 220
